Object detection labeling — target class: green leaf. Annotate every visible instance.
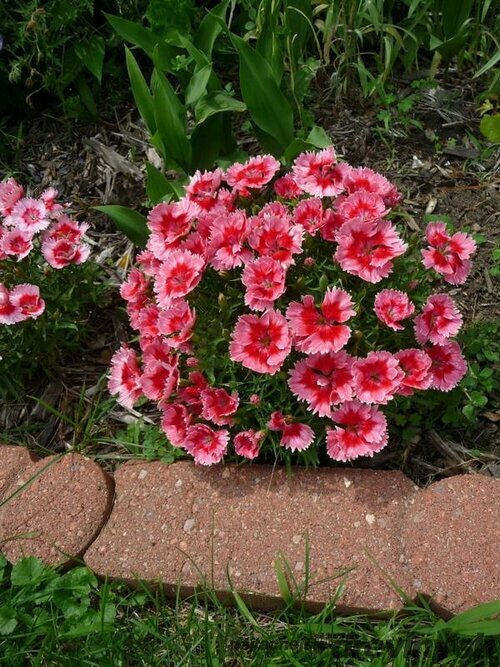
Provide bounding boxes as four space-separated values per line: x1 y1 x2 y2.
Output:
306 125 332 148
285 0 313 65
194 92 246 125
75 35 105 83
474 50 500 78
194 0 230 58
94 206 148 246
444 600 500 636
104 13 159 57
152 68 192 172
185 65 213 106
0 607 17 636
441 0 474 41
480 114 500 143
228 32 294 154
125 47 156 136
11 557 47 586
146 163 176 204
191 113 224 171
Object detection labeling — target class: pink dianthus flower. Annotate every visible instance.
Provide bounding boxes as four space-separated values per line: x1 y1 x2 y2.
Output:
267 411 314 452
183 424 229 465
326 401 388 462
248 215 303 268
229 310 291 375
353 351 404 404
9 284 45 320
200 387 239 425
374 289 415 331
0 178 24 215
292 148 346 197
414 294 462 345
2 229 34 260
5 197 49 234
108 345 143 408
225 155 280 193
154 250 204 308
0 284 24 325
160 402 192 447
234 429 263 460
394 348 432 396
421 222 476 285
208 210 253 270
242 256 287 311
185 168 223 212
426 341 467 391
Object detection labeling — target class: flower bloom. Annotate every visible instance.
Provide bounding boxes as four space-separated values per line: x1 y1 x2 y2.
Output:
286 288 355 354
4 197 49 234
229 310 291 375
414 294 462 345
208 210 253 270
154 250 204 308
120 268 149 304
267 411 314 452
200 387 239 425
157 300 196 348
335 219 407 283
326 401 388 462
108 345 143 408
421 222 476 285
225 155 280 192
274 175 301 198
234 429 263 459
293 198 325 235
2 229 34 260
140 353 179 401
353 351 404 404
43 216 88 243
0 178 24 215
183 424 229 465
42 238 90 269
185 169 223 212
394 348 432 396
242 257 287 311
336 191 387 222
374 289 415 331
248 214 303 268
9 284 45 320
0 284 24 325
147 199 194 255
426 341 467 391
292 148 346 197
288 351 354 416
160 402 192 446
343 166 400 207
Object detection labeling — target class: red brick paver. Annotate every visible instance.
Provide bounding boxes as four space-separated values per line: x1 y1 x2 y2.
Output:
85 461 418 612
0 444 38 497
401 474 500 615
0 453 114 565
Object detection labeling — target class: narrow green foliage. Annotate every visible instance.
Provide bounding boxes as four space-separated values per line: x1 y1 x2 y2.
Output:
93 205 148 246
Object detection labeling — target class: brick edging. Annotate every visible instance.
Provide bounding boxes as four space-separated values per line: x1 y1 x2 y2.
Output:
0 445 498 617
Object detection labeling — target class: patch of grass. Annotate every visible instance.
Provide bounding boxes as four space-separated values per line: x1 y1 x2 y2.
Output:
0 555 499 665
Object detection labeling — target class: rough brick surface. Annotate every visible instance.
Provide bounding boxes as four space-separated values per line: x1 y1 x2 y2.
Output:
402 474 500 616
85 461 417 612
0 453 114 565
0 444 38 498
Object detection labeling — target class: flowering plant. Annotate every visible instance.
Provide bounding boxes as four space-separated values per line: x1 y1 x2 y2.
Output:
109 148 477 466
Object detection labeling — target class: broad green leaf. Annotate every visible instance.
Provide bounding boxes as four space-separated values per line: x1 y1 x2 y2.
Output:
185 65 213 106
480 114 500 143
194 92 246 125
228 33 294 154
0 607 17 636
146 163 175 204
255 0 283 85
191 114 224 171
11 557 47 586
152 69 192 172
194 0 230 58
441 0 474 40
104 13 159 57
94 206 148 246
74 74 97 117
125 47 156 135
75 35 105 83
306 125 332 148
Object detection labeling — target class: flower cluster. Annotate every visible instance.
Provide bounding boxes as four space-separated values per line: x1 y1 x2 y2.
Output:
109 149 476 465
0 179 90 325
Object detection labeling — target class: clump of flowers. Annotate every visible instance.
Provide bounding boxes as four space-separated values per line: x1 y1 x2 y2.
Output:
0 179 90 325
109 147 476 465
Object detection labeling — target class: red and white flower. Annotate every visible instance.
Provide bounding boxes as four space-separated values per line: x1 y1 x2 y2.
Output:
292 148 346 197
394 348 432 396
0 178 24 216
201 386 239 425
229 310 291 375
9 284 45 320
267 411 314 452
225 155 280 193
421 222 476 285
242 256 287 311
183 424 229 465
414 294 462 345
108 345 143 408
2 229 34 260
426 341 467 391
353 351 404 404
234 429 263 459
374 289 415 331
4 197 49 234
154 250 204 308
326 401 388 462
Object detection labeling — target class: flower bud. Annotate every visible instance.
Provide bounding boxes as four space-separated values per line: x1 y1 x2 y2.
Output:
304 256 315 267
319 274 329 291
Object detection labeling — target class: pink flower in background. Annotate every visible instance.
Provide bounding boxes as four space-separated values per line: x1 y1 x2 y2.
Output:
225 155 280 192
286 288 355 354
292 147 346 197
343 166 401 207
208 210 252 270
336 191 387 222
157 300 196 348
160 402 192 447
394 348 432 396
229 310 291 375
374 289 415 331
353 351 404 404
42 238 90 268
414 294 462 345
0 284 24 325
234 429 263 459
242 256 287 311
426 341 467 391
9 284 45 320
335 218 407 283
183 424 229 465
186 168 223 212
108 345 143 408
140 353 179 401
2 229 34 260
5 197 49 234
267 412 315 452
274 175 301 198
201 387 239 425
326 401 388 462
44 216 88 243
248 214 303 268
421 222 476 285
154 250 204 308
293 198 325 235
288 351 354 416
0 179 24 216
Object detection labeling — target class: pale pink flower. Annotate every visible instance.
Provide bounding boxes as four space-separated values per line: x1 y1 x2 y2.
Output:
343 166 401 207
414 294 462 345
40 187 63 216
288 351 354 416
426 341 467 391
2 229 34 260
234 429 263 459
353 351 404 404
5 197 49 234
242 256 287 311
229 310 291 375
0 178 24 216
225 155 280 192
421 222 476 285
108 345 143 408
200 387 239 425
374 289 415 331
9 284 45 320
326 401 388 462
0 284 24 325
42 238 90 268
154 250 204 308
286 288 356 355
160 402 192 447
44 216 88 243
183 424 229 465
292 148 346 197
